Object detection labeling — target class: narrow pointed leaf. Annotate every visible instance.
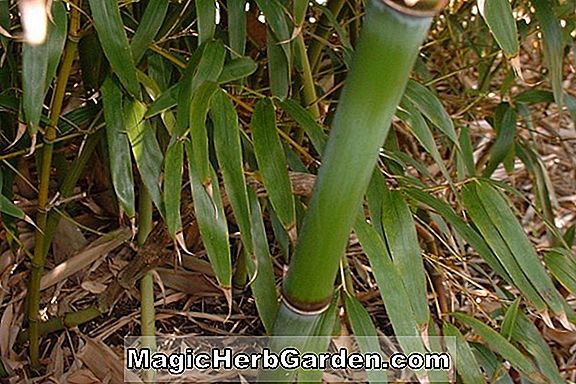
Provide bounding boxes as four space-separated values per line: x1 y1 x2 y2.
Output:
125 99 163 212
186 142 231 288
217 57 258 84
188 82 219 183
211 89 252 252
163 140 184 238
531 0 564 106
344 294 388 384
88 0 140 98
484 103 517 177
251 98 295 228
460 183 547 311
44 0 67 92
443 322 487 384
474 181 565 314
404 80 458 145
102 77 135 217
228 0 246 56
544 248 576 297
22 41 48 136
246 188 278 333
381 189 429 328
196 0 216 44
131 0 169 63
478 0 519 58
280 99 327 155
0 194 25 219
452 313 545 382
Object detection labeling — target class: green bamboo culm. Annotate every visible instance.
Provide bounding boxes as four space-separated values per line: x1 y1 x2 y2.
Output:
277 0 445 325
261 2 444 379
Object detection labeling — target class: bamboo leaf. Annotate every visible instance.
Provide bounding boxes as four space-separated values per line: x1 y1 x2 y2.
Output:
101 77 135 217
124 98 163 212
186 141 231 288
478 0 519 58
131 0 169 63
217 57 258 84
279 99 327 155
228 0 246 56
44 0 67 92
251 98 295 229
344 294 388 384
381 189 429 328
0 193 25 219
266 34 291 100
531 0 564 106
473 180 565 314
511 311 565 383
188 82 219 183
398 101 451 181
88 0 140 98
405 187 511 281
452 313 545 382
484 103 517 177
460 183 547 312
211 89 252 253
22 39 48 136
246 188 278 333
163 140 184 238
544 248 576 297
196 0 216 44
442 322 487 384
404 80 458 145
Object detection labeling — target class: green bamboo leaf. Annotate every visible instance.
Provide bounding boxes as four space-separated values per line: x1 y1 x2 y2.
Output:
478 0 519 58
246 188 278 333
472 344 515 384
0 193 25 219
186 141 231 288
381 189 429 328
131 0 169 63
22 40 48 136
405 187 511 280
22 0 67 134
484 103 517 177
211 89 252 253
404 80 458 145
531 0 564 106
251 98 295 229
188 82 219 183
452 313 545 382
460 183 547 312
217 57 258 84
398 101 451 182
79 32 107 91
511 311 565 383
544 248 576 297
228 0 246 56
501 297 521 340
354 217 437 382
145 56 254 119
88 0 140 98
442 322 487 384
279 99 327 155
101 77 135 217
163 140 183 238
474 180 565 314
344 294 388 384
44 0 67 92
266 34 291 100
124 98 163 212
514 89 554 104
457 126 476 178
254 0 291 98
196 0 216 44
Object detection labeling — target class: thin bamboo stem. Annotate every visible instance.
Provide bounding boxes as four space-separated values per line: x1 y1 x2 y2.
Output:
28 2 81 367
308 0 347 75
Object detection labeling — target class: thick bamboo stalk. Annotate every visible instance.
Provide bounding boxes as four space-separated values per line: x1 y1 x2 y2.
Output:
281 0 443 313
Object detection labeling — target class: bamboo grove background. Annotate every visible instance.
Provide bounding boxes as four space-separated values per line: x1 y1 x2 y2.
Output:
0 0 575 382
